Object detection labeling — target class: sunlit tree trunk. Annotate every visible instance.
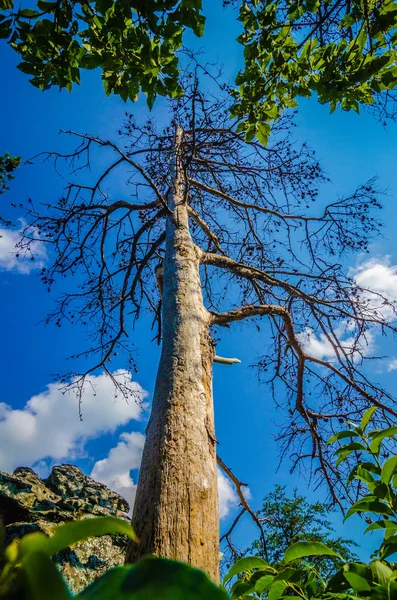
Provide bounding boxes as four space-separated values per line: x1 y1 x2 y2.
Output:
126 128 219 581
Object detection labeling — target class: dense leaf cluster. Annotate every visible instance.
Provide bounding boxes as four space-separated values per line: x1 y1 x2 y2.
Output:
2 0 397 129
331 407 397 560
0 0 204 105
223 408 397 599
232 0 397 138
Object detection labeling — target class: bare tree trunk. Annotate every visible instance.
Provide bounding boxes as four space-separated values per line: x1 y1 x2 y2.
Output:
126 128 219 581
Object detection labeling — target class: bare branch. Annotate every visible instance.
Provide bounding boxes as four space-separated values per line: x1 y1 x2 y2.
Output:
217 455 269 561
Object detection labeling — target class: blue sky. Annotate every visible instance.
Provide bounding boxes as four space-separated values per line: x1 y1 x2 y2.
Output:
1 0 397 559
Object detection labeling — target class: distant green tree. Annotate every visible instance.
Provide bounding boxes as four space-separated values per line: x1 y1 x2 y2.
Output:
0 152 20 227
243 485 358 578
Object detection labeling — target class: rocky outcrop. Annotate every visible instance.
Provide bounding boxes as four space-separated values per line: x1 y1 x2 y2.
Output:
0 465 131 594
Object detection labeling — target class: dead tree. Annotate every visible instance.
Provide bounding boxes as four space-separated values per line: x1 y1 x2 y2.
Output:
17 84 397 579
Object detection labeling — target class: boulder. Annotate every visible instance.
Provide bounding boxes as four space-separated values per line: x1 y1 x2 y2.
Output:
0 464 131 594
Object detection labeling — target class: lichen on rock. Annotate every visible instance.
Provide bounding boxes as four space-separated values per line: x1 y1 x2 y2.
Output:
0 464 131 594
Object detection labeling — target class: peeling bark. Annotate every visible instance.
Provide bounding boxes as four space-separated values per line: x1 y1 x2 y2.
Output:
126 128 219 580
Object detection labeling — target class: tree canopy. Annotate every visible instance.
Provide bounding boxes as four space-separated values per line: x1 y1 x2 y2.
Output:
0 0 204 105
2 0 397 132
233 0 397 137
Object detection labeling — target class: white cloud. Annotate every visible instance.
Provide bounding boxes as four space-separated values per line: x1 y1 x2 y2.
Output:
353 257 397 322
298 324 375 362
298 328 336 361
0 226 47 274
91 431 145 508
1 366 242 521
0 370 147 473
218 469 239 519
298 256 397 362
387 359 397 372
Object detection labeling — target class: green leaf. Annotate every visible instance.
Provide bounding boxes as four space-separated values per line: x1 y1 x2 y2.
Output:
369 427 397 454
336 450 353 468
284 541 341 564
223 556 269 584
381 455 397 485
21 551 71 600
275 567 300 581
231 580 255 599
355 465 375 485
18 516 138 559
0 0 13 9
364 519 397 534
0 18 11 39
326 567 352 593
146 89 156 110
343 571 372 592
370 560 393 585
17 62 37 75
268 580 287 600
356 25 368 54
335 442 367 454
79 558 228 600
380 535 397 559
342 563 372 593
345 498 393 520
355 461 381 477
245 124 256 142
18 8 40 17
255 574 274 594
300 39 312 59
360 407 377 431
80 54 103 70
328 430 360 444
256 122 270 145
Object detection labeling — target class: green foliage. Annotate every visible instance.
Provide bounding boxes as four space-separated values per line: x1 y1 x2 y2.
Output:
283 541 341 563
224 544 397 599
0 516 137 598
15 515 139 558
79 558 228 600
243 485 358 577
329 407 397 560
3 0 397 130
232 0 397 134
224 410 397 598
0 0 204 105
0 515 228 599
223 541 337 599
